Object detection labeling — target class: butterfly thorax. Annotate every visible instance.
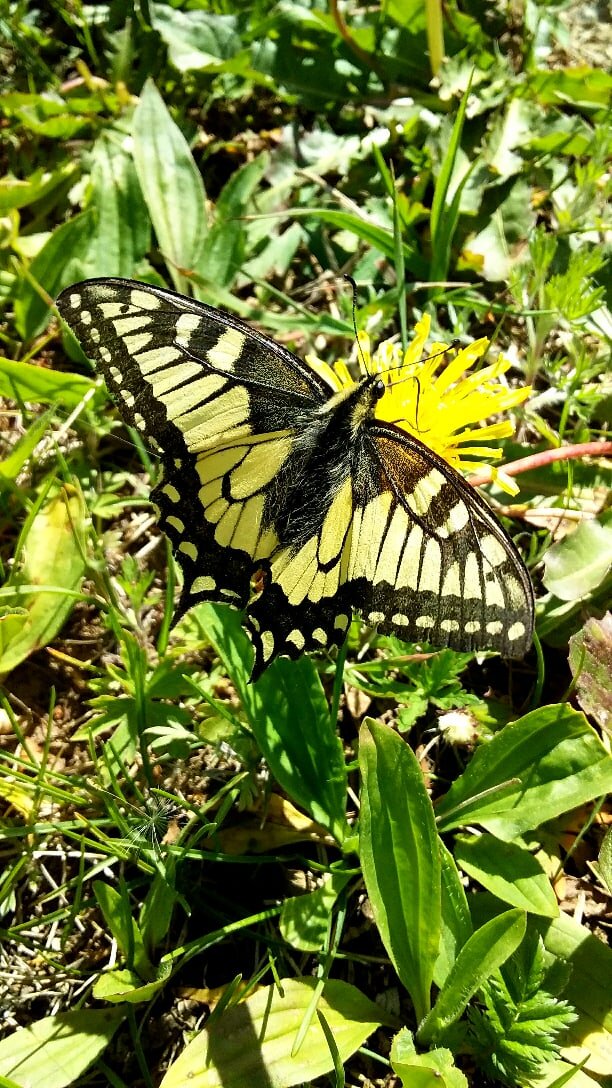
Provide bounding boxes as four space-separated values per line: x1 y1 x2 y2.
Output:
266 376 385 550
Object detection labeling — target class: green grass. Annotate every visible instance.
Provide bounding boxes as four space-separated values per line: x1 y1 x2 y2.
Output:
1 2 611 1087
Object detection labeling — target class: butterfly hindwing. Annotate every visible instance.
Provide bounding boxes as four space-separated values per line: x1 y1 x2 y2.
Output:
243 425 533 673
57 277 534 678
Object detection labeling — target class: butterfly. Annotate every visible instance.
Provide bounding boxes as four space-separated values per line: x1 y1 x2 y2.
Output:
56 278 534 679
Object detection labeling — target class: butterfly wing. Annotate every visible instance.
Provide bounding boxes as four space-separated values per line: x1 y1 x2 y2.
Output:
244 422 534 675
57 278 533 678
56 278 329 615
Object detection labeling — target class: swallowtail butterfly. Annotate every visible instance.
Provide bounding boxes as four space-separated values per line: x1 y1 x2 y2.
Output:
57 279 534 678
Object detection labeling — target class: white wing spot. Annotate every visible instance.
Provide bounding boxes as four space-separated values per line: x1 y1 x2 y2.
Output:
261 630 275 661
162 484 180 503
191 575 216 594
508 621 526 640
416 615 435 628
175 313 201 345
81 310 92 325
486 620 503 635
368 611 385 625
465 620 480 634
481 534 507 568
392 613 410 626
441 618 460 632
90 327 100 343
334 613 350 631
179 541 198 562
166 516 185 534
286 629 305 650
312 627 327 645
131 288 160 311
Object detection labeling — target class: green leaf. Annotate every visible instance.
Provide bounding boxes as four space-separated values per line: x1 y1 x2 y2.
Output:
418 910 526 1045
93 880 156 982
88 131 151 276
542 912 612 1080
14 211 94 339
391 1028 469 1087
543 519 612 601
0 486 87 678
568 614 612 733
359 718 441 1022
597 826 612 895
435 843 473 988
196 220 244 289
0 356 96 409
0 1008 125 1088
132 80 207 292
159 977 394 1088
288 207 424 275
280 871 351 951
0 408 54 482
0 161 77 212
92 967 166 1004
151 4 241 71
429 84 473 284
454 833 558 917
191 603 349 843
435 704 612 839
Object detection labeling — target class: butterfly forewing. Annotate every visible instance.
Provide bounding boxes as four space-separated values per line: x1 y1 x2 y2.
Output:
57 277 534 677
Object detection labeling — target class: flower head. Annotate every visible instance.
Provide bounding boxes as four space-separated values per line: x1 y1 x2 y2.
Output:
308 314 530 495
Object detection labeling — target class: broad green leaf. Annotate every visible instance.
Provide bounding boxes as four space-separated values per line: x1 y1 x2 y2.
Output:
0 356 96 409
93 881 155 982
528 66 612 108
543 519 612 601
93 967 166 1004
191 603 348 844
435 704 612 839
454 833 558 917
215 151 269 220
88 131 151 276
543 913 612 1078
0 1008 125 1087
460 178 534 281
151 4 241 71
359 718 441 1022
0 92 91 138
280 871 351 951
0 486 87 678
132 80 207 292
391 1028 468 1087
243 222 304 281
435 843 473 988
568 614 612 733
0 161 77 212
196 220 244 289
14 211 94 339
418 909 526 1044
159 977 394 1088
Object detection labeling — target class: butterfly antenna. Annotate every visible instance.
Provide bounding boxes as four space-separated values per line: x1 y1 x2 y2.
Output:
342 273 369 375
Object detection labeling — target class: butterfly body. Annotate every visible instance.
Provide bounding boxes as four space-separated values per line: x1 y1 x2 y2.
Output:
57 278 534 678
